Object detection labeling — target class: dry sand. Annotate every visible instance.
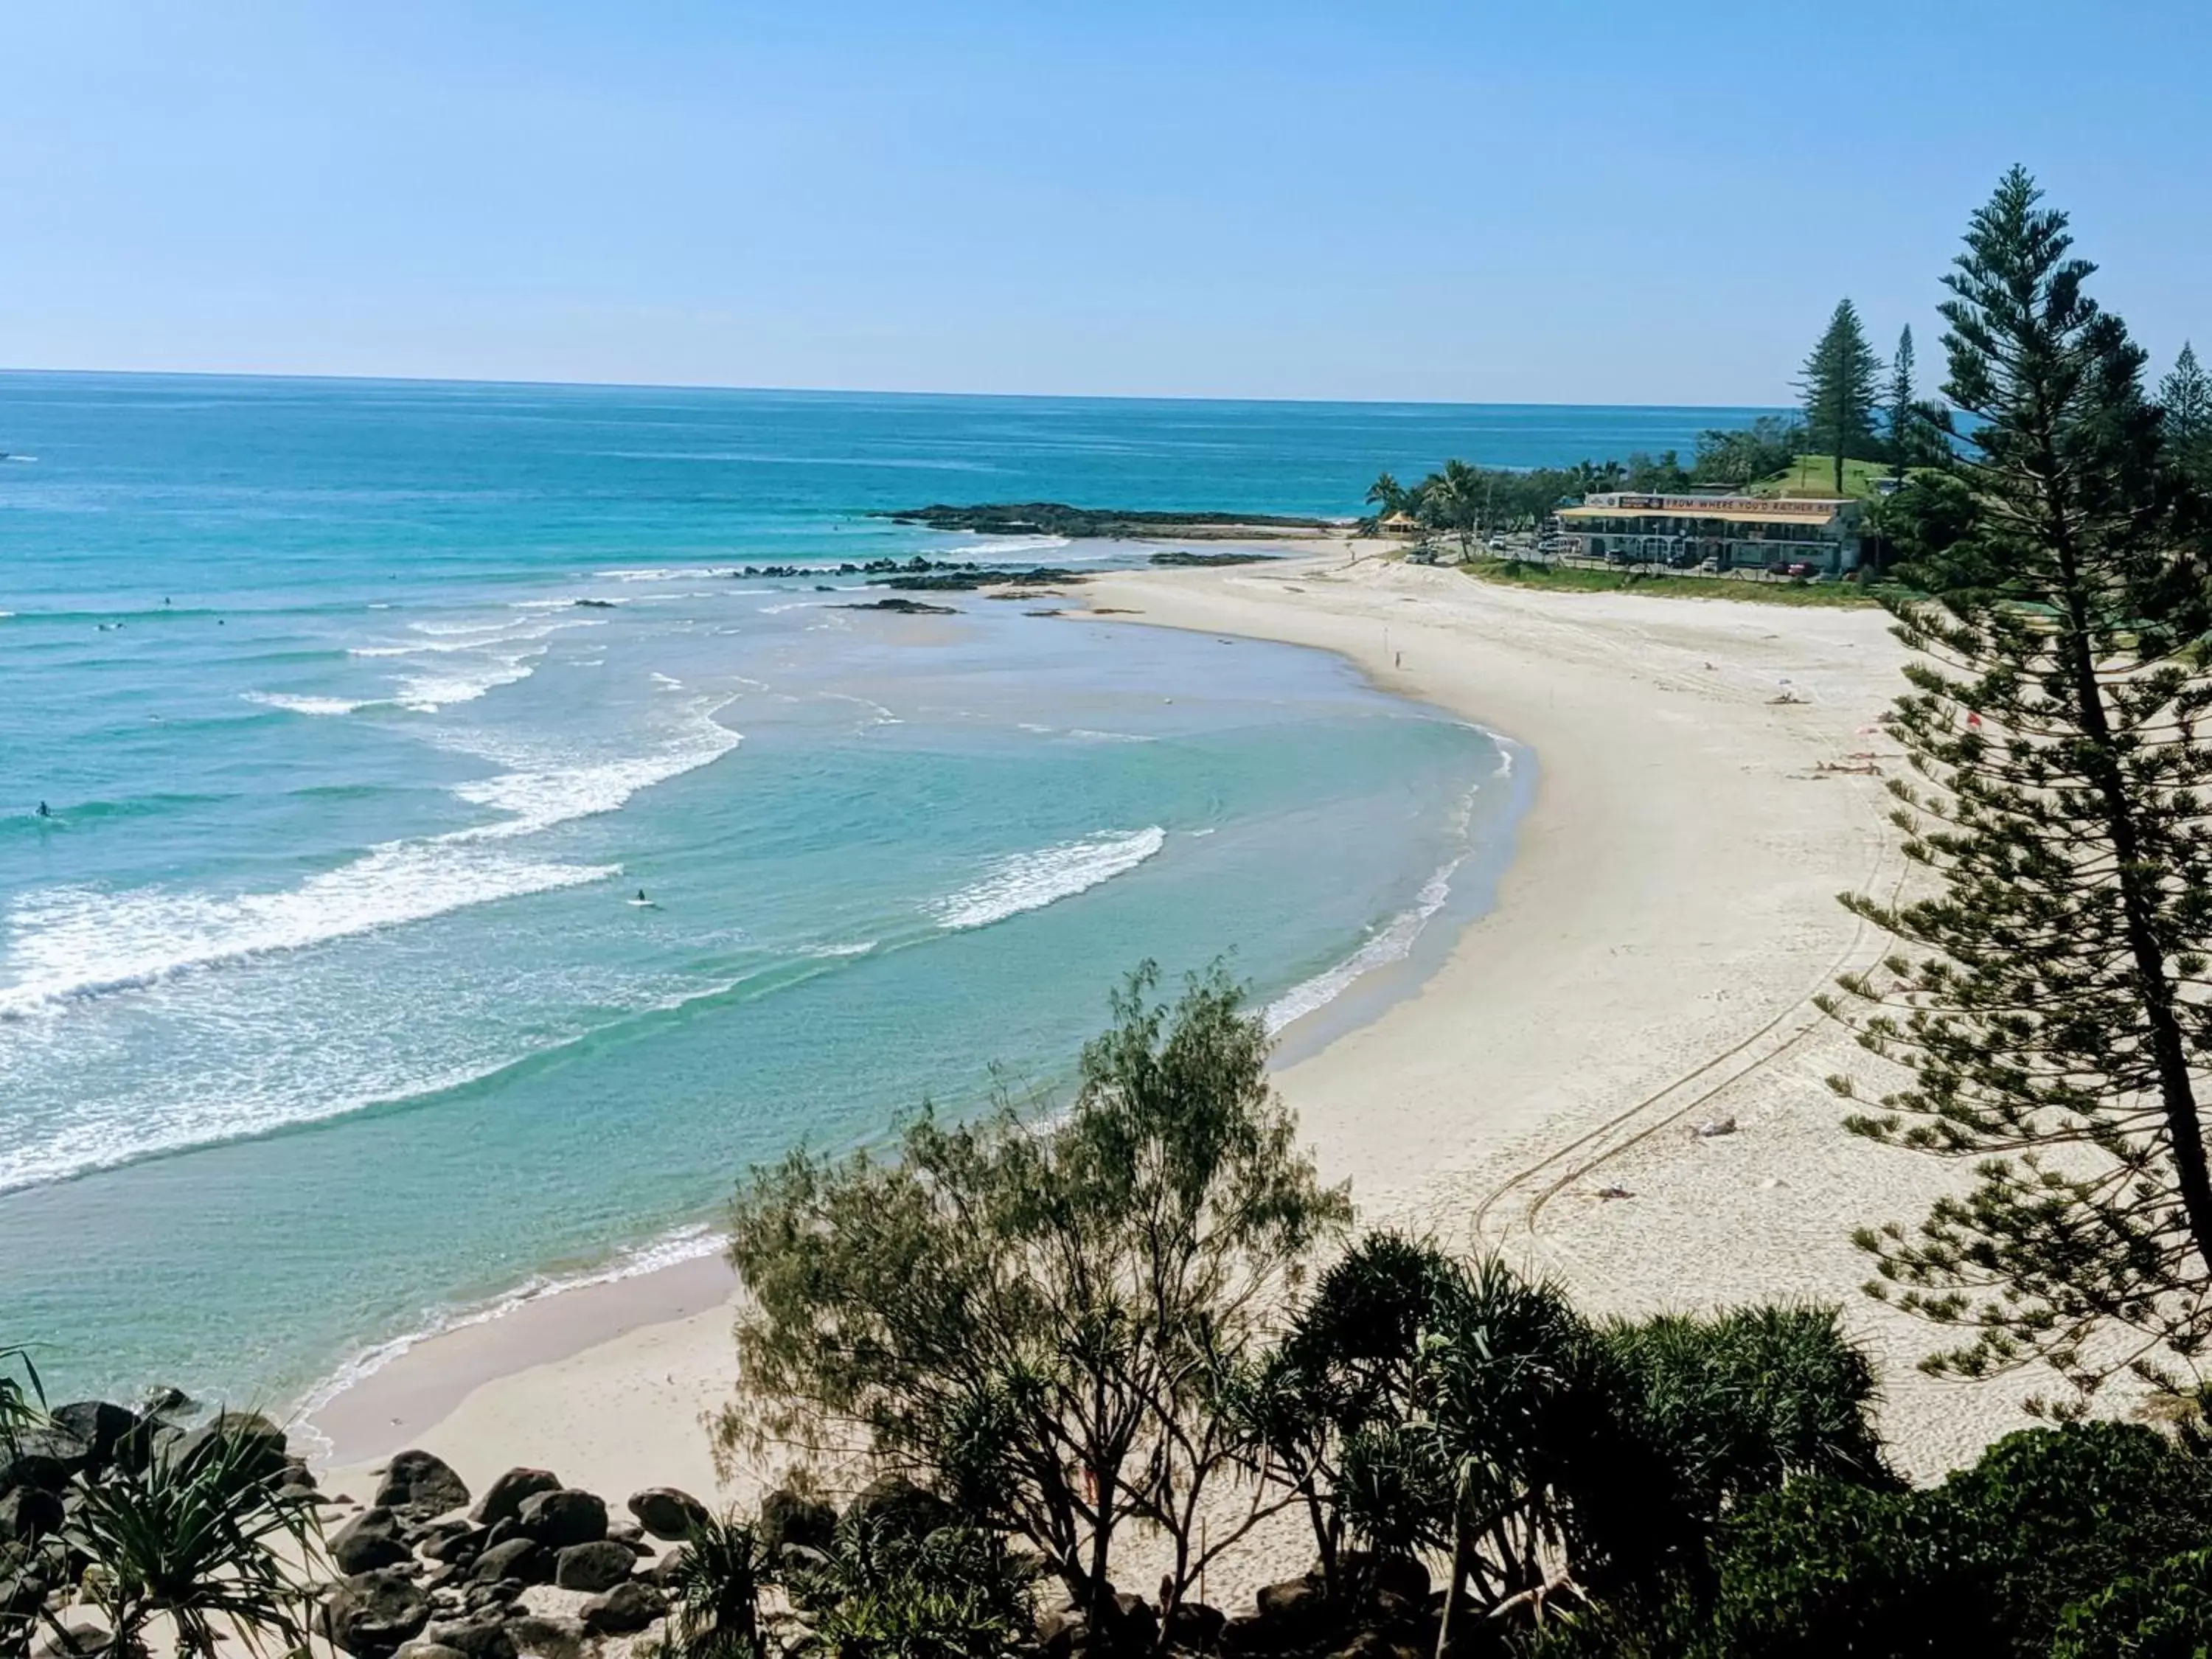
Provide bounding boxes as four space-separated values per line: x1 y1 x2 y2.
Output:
316 549 2040 1533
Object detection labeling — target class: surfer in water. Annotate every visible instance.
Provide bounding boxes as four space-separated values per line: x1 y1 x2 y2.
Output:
631 888 658 908
36 801 51 818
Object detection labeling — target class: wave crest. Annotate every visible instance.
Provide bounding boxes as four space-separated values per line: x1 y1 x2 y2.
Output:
933 827 1166 931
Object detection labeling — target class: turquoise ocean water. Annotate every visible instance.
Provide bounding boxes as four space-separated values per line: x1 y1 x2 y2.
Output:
0 375 1769 1411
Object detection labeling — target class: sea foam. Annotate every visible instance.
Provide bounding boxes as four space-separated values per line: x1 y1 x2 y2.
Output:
932 827 1166 931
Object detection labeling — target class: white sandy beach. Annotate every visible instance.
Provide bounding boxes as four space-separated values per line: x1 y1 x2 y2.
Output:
316 549 2041 1534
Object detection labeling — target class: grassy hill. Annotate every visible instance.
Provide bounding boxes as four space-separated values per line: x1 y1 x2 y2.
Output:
1748 454 1894 500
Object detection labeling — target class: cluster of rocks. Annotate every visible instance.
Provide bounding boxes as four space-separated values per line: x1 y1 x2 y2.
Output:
1037 1554 1434 1659
4 1393 319 1643
321 1453 714 1659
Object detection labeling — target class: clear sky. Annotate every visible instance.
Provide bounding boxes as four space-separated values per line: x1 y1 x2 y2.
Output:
4 1 2206 405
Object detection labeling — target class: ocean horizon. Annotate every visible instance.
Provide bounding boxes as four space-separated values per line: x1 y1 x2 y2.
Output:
1 373 1768 1414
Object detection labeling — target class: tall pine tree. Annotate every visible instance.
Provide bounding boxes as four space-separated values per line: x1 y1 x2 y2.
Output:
1823 167 2212 1406
1886 324 1919 476
2162 342 2212 488
1798 297 1882 493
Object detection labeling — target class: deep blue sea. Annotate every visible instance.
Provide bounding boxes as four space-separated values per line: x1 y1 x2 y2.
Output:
0 374 1769 1412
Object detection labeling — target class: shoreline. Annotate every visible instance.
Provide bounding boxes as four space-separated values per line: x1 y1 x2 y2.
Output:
302 547 1527 1468
315 546 2035 1509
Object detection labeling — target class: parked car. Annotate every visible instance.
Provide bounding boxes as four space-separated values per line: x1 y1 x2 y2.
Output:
1697 555 1722 573
1784 561 1818 578
1488 535 1509 552
1667 549 1700 569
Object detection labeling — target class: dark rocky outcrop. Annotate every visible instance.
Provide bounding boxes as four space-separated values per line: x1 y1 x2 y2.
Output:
841 1474 956 1543
422 1616 518 1659
878 504 1333 540
577 1580 667 1637
838 597 959 616
45 1402 140 1473
757 1487 835 1554
515 1488 605 1549
1147 549 1279 567
330 1507 413 1575
325 1568 432 1656
0 1488 63 1545
470 1469 560 1528
625 1486 709 1542
503 1613 587 1659
376 1450 470 1519
169 1411 288 1481
552 1539 633 1593
468 1538 549 1587
0 1426 91 1492
422 1526 489 1568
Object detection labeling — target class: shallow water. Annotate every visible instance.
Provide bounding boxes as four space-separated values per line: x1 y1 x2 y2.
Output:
0 375 1750 1408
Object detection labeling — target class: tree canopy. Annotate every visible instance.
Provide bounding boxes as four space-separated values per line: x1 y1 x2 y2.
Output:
1823 165 2212 1405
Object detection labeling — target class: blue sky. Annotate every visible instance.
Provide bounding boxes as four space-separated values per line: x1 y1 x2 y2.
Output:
4 1 2206 404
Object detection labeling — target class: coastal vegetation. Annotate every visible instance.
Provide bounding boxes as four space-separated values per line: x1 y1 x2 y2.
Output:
1454 557 1886 608
1823 165 2212 1410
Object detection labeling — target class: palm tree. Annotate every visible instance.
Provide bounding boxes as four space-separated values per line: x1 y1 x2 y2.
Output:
66 1417 323 1658
1363 470 1409 531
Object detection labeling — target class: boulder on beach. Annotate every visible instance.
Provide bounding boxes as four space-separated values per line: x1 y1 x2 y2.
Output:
842 1474 955 1543
503 1613 587 1659
471 1469 560 1528
423 1616 519 1659
377 1450 471 1518
0 1486 64 1545
325 1568 432 1656
516 1487 606 1549
626 1486 709 1542
0 1425 91 1492
552 1539 634 1593
46 1402 141 1473
331 1506 414 1575
759 1486 835 1554
578 1580 668 1637
170 1411 289 1481
469 1537 550 1587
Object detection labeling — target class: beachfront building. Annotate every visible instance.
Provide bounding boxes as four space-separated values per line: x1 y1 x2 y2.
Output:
1554 492 1865 574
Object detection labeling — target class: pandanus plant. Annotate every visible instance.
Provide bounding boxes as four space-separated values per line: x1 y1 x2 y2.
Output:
66 1416 324 1658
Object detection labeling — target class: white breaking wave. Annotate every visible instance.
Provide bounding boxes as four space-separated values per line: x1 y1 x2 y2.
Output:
957 534 1074 560
1264 858 1462 1035
1262 757 1511 1034
393 650 543 712
294 1221 730 1449
443 700 742 840
243 692 372 717
0 703 743 1020
933 827 1166 931
0 846 616 1020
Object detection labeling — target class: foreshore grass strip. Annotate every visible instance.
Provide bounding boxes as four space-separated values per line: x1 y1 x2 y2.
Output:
1453 557 1888 608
